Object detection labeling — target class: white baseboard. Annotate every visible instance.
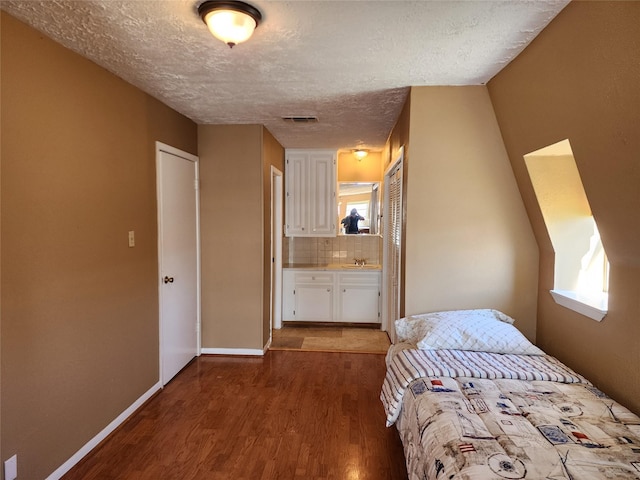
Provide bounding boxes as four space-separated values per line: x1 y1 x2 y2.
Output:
201 347 266 356
45 381 162 480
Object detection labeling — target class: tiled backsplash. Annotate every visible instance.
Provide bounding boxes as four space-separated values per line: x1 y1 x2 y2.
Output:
284 235 382 265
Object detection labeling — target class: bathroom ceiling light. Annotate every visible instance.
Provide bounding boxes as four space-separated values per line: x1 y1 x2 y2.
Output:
198 0 262 48
353 149 369 160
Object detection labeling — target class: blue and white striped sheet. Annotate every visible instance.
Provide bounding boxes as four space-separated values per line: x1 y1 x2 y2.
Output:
381 348 588 426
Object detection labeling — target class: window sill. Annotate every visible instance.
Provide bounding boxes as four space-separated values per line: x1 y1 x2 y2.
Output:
549 290 608 322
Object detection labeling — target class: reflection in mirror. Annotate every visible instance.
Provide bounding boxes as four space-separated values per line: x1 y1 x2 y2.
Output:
337 182 380 235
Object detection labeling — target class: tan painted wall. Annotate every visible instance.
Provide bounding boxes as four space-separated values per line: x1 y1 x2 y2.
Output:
1 12 197 479
404 86 539 340
487 1 640 414
199 124 265 350
262 129 285 346
337 151 383 181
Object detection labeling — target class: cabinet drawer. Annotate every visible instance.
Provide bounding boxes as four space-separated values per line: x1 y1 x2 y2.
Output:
337 272 380 285
295 272 333 284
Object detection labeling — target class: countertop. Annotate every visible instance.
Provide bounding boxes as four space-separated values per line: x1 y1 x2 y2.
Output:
283 263 382 271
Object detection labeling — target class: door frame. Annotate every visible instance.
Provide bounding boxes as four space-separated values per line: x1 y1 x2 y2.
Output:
271 166 284 332
155 141 201 385
381 146 404 339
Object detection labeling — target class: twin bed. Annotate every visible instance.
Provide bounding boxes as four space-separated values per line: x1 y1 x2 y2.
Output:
381 309 640 479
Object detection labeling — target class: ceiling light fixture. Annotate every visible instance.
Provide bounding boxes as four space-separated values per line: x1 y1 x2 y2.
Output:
353 149 369 160
198 0 262 48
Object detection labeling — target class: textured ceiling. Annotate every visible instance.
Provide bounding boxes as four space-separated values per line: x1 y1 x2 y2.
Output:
1 0 569 150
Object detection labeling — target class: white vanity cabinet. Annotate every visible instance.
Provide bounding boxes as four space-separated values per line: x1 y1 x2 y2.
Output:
282 268 381 323
285 149 336 237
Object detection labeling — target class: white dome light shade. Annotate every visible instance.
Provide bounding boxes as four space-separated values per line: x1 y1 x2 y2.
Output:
353 149 369 160
198 1 262 48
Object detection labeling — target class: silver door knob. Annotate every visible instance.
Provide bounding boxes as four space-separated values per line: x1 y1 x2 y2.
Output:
163 276 174 284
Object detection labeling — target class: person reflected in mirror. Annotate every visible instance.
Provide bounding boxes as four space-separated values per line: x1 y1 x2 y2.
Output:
341 208 365 234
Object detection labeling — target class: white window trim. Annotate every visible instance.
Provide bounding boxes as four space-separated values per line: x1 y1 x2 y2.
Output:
549 289 608 322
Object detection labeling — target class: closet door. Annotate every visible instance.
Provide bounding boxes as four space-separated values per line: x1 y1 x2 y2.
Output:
382 150 403 342
157 144 199 385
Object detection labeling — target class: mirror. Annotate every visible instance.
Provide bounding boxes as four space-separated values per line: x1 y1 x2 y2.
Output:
337 182 380 235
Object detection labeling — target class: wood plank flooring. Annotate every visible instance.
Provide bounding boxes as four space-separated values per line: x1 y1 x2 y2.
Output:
62 350 407 480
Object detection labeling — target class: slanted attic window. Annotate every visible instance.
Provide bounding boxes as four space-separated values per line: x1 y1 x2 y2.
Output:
524 139 609 321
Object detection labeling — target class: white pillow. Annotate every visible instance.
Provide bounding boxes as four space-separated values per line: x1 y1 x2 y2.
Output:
418 310 543 355
395 309 515 344
395 315 435 344
395 309 543 355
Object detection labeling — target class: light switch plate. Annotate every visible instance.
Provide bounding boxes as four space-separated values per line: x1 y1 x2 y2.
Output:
128 230 135 247
4 454 17 480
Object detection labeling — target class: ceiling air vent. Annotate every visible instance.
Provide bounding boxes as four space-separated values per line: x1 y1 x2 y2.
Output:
281 116 319 124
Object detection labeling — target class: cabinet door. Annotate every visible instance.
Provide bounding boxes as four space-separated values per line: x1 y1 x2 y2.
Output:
285 152 308 236
295 284 334 321
308 151 336 235
337 272 381 323
338 285 380 323
285 149 336 237
282 270 296 321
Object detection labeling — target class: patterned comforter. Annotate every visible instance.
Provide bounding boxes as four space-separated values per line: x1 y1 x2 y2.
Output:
381 348 640 479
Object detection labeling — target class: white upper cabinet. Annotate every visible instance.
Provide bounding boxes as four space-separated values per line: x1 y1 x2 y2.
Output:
285 149 336 237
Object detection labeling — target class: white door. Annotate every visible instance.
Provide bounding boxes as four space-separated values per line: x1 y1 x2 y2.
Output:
156 142 199 385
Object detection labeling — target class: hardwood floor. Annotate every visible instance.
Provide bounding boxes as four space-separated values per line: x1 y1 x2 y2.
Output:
62 351 407 480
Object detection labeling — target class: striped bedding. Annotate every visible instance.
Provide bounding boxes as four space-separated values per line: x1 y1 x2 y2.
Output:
381 348 587 426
